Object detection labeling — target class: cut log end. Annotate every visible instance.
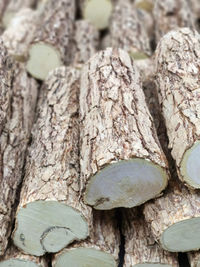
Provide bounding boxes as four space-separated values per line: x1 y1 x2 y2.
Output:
54 248 116 267
26 42 62 80
0 259 39 267
84 159 168 210
180 141 200 189
83 0 112 30
13 201 88 256
161 217 200 252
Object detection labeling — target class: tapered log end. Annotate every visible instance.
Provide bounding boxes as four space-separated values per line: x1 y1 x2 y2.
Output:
180 141 200 189
0 259 39 267
54 248 116 267
26 42 62 80
13 201 89 256
161 217 200 252
83 0 112 30
84 159 168 210
134 264 172 267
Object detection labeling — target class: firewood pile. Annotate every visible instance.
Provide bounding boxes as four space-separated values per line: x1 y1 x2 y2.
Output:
0 0 200 266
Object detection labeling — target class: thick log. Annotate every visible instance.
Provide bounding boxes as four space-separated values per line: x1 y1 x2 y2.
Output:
12 66 92 256
80 48 169 210
2 8 38 62
153 0 194 43
0 64 38 255
53 210 119 267
155 27 200 189
26 0 75 80
123 208 179 266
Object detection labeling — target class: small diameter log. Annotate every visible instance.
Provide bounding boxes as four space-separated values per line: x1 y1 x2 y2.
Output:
153 0 194 43
12 67 92 256
2 8 39 62
155 27 200 189
0 245 48 267
80 48 169 210
2 0 37 28
188 252 200 267
123 209 179 266
26 0 75 80
80 0 113 30
53 210 119 267
0 64 38 255
0 39 14 135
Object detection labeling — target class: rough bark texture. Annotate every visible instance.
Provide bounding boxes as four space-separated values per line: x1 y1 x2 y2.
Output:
53 210 120 266
0 64 38 256
155 27 200 188
188 252 200 267
2 8 39 61
80 47 169 209
123 208 179 266
153 0 194 43
0 39 14 135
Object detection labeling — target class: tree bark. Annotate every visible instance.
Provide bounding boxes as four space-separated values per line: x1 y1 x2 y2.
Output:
153 0 194 43
12 66 92 257
155 27 200 189
2 8 39 62
188 251 200 267
123 208 179 266
26 0 75 80
80 47 169 210
52 210 119 267
0 64 38 256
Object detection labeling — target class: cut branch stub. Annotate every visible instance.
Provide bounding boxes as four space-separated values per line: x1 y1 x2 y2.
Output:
12 66 91 256
26 0 75 80
155 27 200 189
80 48 169 210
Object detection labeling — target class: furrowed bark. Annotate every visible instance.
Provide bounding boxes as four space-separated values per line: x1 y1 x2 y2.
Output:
0 64 38 255
80 47 169 210
123 208 179 266
0 39 14 135
155 27 200 189
2 8 39 62
53 210 119 267
0 245 48 267
153 0 194 43
12 66 92 256
188 252 200 267
2 0 37 28
26 0 75 80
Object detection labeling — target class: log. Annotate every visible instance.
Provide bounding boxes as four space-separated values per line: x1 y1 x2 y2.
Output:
188 251 200 267
12 66 92 256
123 208 179 266
155 27 200 189
2 8 39 62
80 47 169 210
2 0 37 28
52 210 119 267
153 0 194 43
26 0 75 80
0 245 48 267
80 0 113 30
0 64 38 255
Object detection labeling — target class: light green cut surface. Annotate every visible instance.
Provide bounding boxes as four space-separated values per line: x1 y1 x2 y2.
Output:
0 259 38 267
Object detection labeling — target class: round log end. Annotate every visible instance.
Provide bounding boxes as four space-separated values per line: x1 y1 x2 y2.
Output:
0 259 39 267
54 248 116 267
26 42 62 80
84 159 168 210
160 217 200 252
180 141 200 189
13 201 89 256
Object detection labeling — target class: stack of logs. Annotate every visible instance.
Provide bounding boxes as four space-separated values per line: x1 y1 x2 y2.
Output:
0 0 200 266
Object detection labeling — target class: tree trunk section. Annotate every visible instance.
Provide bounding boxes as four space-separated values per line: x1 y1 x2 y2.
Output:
53 210 120 267
80 47 169 210
123 208 179 266
12 66 92 257
26 0 75 80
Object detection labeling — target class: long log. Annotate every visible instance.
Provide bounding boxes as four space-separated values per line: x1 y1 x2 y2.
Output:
155 27 200 189
26 0 75 80
123 208 179 266
12 66 92 256
80 47 169 210
53 210 120 267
